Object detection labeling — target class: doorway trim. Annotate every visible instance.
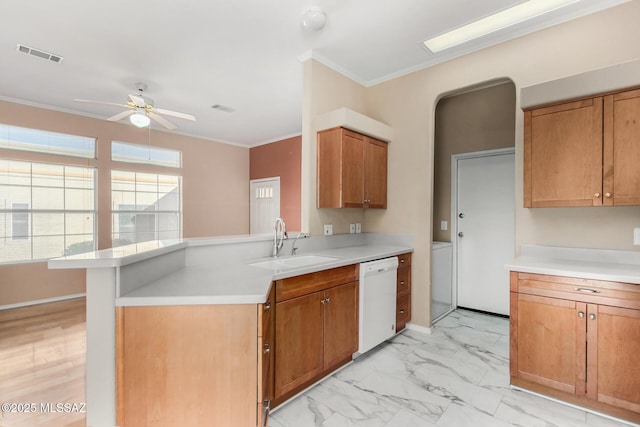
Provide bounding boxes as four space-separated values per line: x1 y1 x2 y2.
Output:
450 147 515 311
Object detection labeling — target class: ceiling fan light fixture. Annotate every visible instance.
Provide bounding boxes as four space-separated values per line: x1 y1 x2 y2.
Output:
422 0 579 52
130 111 150 128
301 6 326 31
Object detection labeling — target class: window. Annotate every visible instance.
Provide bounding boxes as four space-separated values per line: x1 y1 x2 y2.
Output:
11 202 29 240
111 171 181 247
0 160 96 263
0 124 95 158
111 141 181 168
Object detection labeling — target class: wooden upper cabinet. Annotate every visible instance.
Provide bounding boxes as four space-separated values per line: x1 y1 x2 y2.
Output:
364 138 388 208
605 89 640 206
317 127 388 209
524 98 603 207
524 87 640 208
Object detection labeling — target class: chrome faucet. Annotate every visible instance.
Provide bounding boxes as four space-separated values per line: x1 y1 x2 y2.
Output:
273 217 287 257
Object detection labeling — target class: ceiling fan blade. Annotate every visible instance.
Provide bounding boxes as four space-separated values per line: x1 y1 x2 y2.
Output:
74 99 131 109
155 108 196 121
107 110 135 122
128 94 146 108
148 112 177 130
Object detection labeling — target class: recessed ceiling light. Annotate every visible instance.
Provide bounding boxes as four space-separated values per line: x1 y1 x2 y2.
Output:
422 0 579 53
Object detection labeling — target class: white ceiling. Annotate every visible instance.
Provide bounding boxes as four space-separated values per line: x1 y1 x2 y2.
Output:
0 0 627 147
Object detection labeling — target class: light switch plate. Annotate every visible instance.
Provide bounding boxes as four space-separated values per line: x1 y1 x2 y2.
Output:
634 228 640 245
324 224 333 236
440 220 448 231
355 223 362 233
349 224 356 234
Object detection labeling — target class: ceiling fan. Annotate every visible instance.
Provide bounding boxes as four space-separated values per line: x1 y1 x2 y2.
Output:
74 83 196 130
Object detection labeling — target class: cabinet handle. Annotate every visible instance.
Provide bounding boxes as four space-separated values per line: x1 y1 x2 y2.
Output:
576 288 601 294
263 343 270 354
604 192 612 198
400 280 405 285
321 299 326 305
400 259 406 264
325 297 331 303
594 192 601 198
578 311 585 318
589 313 596 320
400 309 405 314
264 301 271 311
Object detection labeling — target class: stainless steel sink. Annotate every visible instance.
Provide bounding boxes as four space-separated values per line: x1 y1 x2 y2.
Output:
249 255 340 270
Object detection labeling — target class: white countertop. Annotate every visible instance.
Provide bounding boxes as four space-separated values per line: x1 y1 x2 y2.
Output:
506 245 640 285
47 235 273 269
116 244 412 307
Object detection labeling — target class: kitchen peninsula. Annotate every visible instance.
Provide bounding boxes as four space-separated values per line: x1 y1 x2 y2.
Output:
48 233 412 427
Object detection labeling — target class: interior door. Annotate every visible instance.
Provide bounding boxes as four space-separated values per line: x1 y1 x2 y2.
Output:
250 177 280 234
456 150 514 315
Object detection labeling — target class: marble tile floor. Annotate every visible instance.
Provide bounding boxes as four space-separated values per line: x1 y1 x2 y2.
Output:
269 309 637 427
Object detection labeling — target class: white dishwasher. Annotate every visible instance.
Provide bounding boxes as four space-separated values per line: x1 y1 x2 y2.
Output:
358 256 399 354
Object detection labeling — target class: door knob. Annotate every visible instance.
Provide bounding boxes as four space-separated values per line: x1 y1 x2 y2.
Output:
458 232 464 237
458 213 464 218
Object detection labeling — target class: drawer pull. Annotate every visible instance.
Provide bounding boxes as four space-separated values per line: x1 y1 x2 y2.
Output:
400 259 406 263
264 301 271 310
576 288 600 294
263 343 271 354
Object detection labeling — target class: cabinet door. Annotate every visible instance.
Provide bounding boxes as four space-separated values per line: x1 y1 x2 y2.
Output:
323 282 358 371
364 138 387 208
342 130 365 208
590 304 640 412
524 98 603 207
512 293 585 394
603 89 640 206
274 292 324 399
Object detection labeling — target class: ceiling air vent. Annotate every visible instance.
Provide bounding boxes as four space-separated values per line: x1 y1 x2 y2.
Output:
16 44 64 63
211 104 235 113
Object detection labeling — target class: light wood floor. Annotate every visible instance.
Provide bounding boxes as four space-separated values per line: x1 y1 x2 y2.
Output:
0 298 86 427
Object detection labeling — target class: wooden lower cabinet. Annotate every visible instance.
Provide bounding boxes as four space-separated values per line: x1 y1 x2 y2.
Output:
116 304 262 427
510 272 640 423
396 252 412 331
274 265 359 405
257 287 275 427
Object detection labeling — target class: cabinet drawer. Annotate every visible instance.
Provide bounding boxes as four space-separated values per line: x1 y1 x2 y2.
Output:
397 267 411 297
398 252 411 267
513 272 640 310
396 293 410 331
276 265 358 302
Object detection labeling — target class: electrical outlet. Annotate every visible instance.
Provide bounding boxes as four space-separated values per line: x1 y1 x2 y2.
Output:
440 220 448 231
349 224 356 234
324 224 333 236
634 228 640 245
355 223 362 234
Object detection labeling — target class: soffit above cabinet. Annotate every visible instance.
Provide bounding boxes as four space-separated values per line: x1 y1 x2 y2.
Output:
521 58 640 110
314 108 393 143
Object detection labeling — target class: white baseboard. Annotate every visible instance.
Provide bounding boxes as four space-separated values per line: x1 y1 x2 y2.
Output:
0 293 86 311
405 322 432 335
